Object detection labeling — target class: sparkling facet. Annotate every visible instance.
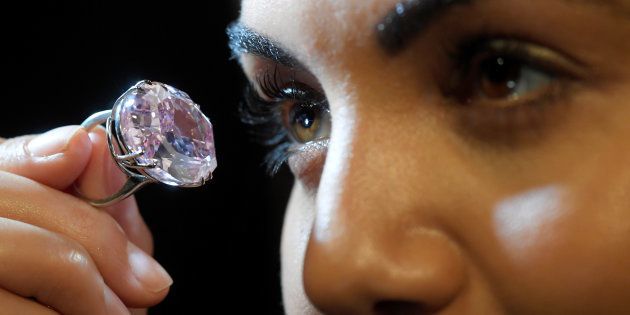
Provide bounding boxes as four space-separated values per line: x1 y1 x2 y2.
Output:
116 81 217 186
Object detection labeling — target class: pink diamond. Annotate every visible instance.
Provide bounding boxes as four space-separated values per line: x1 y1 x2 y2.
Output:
116 81 217 186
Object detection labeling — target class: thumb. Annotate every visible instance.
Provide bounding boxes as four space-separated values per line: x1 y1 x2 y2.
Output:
0 125 92 190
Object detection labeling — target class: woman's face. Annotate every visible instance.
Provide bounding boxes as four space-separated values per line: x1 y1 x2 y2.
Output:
231 0 630 314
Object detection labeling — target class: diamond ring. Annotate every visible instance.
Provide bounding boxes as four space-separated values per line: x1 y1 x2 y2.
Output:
78 80 217 207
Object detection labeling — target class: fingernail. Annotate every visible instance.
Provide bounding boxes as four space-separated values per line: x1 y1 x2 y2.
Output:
27 125 82 158
128 242 173 293
104 286 131 315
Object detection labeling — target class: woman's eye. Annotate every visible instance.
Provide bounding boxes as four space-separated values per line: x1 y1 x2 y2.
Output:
244 67 331 174
282 90 331 143
450 39 573 107
441 38 585 142
476 54 552 101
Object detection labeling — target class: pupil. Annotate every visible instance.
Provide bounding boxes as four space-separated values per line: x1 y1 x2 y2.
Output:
295 107 316 129
480 56 521 98
483 56 520 84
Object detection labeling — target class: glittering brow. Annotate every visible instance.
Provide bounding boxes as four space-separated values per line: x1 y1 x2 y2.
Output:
376 0 472 54
226 22 301 68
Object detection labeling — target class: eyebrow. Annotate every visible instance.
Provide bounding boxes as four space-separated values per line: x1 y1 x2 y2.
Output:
226 22 303 69
377 0 630 54
228 0 628 64
376 0 471 54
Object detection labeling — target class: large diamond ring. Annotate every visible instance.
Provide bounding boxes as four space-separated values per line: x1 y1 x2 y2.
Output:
78 80 217 207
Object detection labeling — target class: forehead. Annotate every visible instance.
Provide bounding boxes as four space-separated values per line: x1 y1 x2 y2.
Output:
238 0 630 71
240 0 630 37
240 0 386 31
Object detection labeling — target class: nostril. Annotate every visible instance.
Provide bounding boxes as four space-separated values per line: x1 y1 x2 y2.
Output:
374 300 427 315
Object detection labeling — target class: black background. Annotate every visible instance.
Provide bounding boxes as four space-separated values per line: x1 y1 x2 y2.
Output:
1 2 292 314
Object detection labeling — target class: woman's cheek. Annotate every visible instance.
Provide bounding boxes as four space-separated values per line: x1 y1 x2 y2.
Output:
487 179 630 313
492 185 567 263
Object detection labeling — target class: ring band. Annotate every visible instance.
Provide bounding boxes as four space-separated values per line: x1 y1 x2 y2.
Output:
77 80 217 207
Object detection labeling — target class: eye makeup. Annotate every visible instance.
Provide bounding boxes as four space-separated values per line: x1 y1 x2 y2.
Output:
238 34 585 172
440 34 584 143
233 0 604 175
240 63 330 175
227 22 303 69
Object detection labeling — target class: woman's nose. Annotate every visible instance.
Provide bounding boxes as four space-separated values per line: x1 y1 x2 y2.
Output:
302 104 469 315
303 222 467 314
302 180 468 315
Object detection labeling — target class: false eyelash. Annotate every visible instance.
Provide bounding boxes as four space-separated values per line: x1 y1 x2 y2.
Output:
239 69 294 175
258 64 288 100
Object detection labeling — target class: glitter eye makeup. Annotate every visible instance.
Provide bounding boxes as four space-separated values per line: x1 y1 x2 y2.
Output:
228 0 599 175
234 34 583 172
227 23 331 175
440 36 585 142
239 65 331 175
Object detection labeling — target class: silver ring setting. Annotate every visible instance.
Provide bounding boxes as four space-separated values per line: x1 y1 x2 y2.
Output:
79 80 217 207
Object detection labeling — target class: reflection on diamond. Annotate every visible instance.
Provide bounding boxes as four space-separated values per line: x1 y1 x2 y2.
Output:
117 81 217 186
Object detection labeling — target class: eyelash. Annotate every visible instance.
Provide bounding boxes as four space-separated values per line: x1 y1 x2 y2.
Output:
240 35 580 174
441 35 578 142
239 66 307 175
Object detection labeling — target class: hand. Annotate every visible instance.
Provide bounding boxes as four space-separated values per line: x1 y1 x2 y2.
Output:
0 125 172 314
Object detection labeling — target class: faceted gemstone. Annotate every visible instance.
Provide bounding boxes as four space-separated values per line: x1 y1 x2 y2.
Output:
116 81 217 186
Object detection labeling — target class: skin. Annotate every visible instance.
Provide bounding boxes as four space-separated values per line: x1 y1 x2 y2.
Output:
0 126 171 314
1 1 629 314
236 0 630 314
